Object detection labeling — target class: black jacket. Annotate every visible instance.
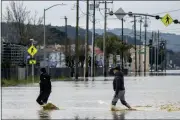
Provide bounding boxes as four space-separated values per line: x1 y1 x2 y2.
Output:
113 71 125 93
40 72 51 92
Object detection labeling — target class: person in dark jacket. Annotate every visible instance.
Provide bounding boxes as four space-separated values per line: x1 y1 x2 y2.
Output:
111 66 133 110
36 68 51 106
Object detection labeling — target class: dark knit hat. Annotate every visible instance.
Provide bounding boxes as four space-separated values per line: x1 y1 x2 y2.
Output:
113 65 121 71
40 68 46 73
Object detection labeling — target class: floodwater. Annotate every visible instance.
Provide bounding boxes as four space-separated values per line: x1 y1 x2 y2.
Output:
2 73 180 119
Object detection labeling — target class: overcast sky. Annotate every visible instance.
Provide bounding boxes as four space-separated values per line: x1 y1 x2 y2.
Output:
2 1 180 35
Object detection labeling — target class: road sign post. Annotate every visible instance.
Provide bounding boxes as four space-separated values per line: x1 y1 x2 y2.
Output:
32 59 34 83
27 43 38 84
114 8 126 70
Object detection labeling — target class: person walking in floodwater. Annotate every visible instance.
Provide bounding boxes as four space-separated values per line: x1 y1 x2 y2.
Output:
36 68 51 106
110 66 134 111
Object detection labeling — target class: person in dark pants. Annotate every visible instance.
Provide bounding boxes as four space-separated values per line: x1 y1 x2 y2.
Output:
110 66 134 110
36 68 51 106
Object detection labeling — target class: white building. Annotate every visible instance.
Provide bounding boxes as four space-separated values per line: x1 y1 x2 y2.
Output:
129 45 149 72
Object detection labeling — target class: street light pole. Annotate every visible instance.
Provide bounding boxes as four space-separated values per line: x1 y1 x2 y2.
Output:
43 3 66 70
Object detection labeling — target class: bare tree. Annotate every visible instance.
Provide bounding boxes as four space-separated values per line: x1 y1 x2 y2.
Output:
3 1 43 45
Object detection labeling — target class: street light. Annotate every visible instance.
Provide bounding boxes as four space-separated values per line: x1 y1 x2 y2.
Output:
43 3 66 64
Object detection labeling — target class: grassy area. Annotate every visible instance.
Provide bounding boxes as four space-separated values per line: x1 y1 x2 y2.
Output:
2 76 72 87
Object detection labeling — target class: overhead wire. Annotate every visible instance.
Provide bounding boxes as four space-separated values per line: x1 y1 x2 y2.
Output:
152 8 180 15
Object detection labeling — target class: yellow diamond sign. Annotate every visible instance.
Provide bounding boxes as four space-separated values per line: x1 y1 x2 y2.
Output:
161 14 173 27
29 60 36 64
28 45 37 57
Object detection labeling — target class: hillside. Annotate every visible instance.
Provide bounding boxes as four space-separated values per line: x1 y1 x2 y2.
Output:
2 22 180 52
93 28 180 52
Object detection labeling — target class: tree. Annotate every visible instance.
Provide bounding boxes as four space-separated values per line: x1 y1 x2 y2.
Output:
116 41 133 64
95 34 133 66
3 1 43 45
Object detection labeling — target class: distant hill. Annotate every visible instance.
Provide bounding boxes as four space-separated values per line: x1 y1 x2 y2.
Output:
2 22 180 52
57 25 101 44
92 28 180 52
58 26 142 45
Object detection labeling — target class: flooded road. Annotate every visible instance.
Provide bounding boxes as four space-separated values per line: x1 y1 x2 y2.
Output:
2 75 180 119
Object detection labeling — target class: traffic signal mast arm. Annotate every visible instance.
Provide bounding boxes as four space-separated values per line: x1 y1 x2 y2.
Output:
109 11 180 24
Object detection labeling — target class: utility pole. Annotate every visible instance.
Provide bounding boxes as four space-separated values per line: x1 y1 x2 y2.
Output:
134 16 137 76
121 18 124 71
164 40 167 73
144 15 147 76
157 30 160 72
139 17 142 75
84 0 89 78
75 0 79 80
161 38 163 71
43 9 46 63
64 16 68 56
155 32 158 72
98 0 113 77
91 0 96 77
151 32 153 72
154 32 157 72
103 1 107 77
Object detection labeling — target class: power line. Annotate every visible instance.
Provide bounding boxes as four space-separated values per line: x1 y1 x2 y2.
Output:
152 8 180 15
98 8 105 18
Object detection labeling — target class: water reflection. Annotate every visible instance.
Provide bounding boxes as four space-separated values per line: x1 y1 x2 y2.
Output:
112 111 127 120
38 109 51 120
84 81 89 88
91 80 95 88
74 81 80 88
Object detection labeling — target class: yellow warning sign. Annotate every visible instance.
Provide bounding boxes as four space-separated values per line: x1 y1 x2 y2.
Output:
27 45 37 57
161 14 173 27
29 60 36 64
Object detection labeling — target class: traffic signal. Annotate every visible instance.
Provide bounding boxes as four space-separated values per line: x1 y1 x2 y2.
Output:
149 39 153 46
128 12 133 17
109 11 113 16
155 15 160 20
174 19 179 24
160 41 165 49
